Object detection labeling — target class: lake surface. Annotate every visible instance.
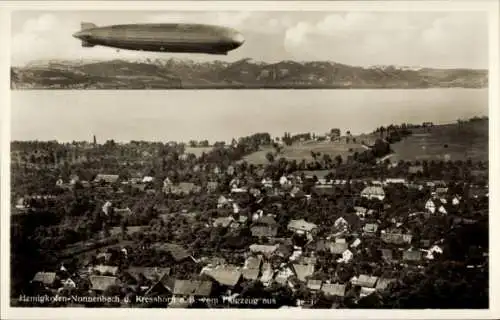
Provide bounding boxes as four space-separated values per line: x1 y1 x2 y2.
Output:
11 89 488 143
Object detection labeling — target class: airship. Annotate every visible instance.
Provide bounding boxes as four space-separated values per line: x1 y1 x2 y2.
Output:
72 22 245 55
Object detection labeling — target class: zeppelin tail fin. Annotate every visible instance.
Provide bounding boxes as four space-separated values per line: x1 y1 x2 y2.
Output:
81 22 97 30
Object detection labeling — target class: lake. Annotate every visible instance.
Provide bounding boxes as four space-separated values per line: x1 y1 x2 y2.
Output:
11 89 488 143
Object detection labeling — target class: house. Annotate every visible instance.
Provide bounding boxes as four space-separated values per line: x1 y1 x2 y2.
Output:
350 238 362 248
230 215 248 229
293 264 314 282
375 278 396 291
435 187 448 197
425 199 436 213
351 275 378 288
452 195 461 206
96 252 112 263
275 267 295 286
354 206 374 218
337 249 354 263
403 250 422 262
93 265 119 276
307 279 322 291
408 165 424 174
312 185 335 196
330 243 349 255
279 175 291 186
261 177 274 188
290 186 306 198
231 187 248 194
437 205 448 214
110 226 143 237
384 178 406 185
172 280 212 298
101 201 113 215
242 255 263 281
164 182 201 196
289 248 303 261
249 244 279 257
469 186 488 198
321 283 346 297
360 287 376 298
207 181 219 193
363 223 379 234
201 265 242 289
360 186 385 201
89 275 119 292
213 216 234 228
275 243 293 259
301 256 318 266
424 245 444 260
31 272 57 288
381 249 395 263
114 207 133 216
126 267 171 284
287 219 318 240
259 263 274 287
94 174 120 184
251 216 278 238
61 278 77 289
55 178 64 187
381 232 412 245
334 217 349 231
420 239 431 248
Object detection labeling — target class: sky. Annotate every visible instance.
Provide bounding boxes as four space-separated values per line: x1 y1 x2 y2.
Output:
10 10 489 69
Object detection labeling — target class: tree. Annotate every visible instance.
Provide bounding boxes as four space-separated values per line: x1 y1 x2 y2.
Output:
335 155 343 166
265 152 275 163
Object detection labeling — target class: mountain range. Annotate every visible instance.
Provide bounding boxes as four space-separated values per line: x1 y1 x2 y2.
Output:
11 58 488 89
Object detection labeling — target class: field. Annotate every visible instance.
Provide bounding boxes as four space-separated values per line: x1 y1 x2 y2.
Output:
242 140 369 165
389 119 488 162
241 119 488 165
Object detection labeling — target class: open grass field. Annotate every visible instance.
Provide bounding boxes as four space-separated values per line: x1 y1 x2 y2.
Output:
390 119 488 162
241 119 488 165
242 140 368 165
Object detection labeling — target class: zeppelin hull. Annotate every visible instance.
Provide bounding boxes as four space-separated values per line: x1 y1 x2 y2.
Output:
73 23 244 55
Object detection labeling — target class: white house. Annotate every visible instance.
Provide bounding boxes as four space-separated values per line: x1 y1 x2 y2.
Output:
350 238 361 248
360 186 385 201
336 249 353 263
261 178 273 188
438 205 447 214
279 176 291 186
232 202 240 214
142 176 154 183
334 217 349 230
425 199 436 213
102 201 113 216
384 178 406 185
424 245 443 260
56 178 64 187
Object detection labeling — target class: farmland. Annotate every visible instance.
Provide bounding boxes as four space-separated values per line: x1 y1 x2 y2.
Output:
242 140 368 165
389 119 488 162
242 119 488 165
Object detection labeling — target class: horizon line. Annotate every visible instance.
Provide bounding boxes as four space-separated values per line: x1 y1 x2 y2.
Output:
11 57 489 71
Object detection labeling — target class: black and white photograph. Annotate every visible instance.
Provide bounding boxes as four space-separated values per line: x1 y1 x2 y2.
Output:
1 1 499 319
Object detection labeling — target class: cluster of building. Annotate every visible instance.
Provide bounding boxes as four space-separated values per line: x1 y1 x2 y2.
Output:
21 161 488 308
